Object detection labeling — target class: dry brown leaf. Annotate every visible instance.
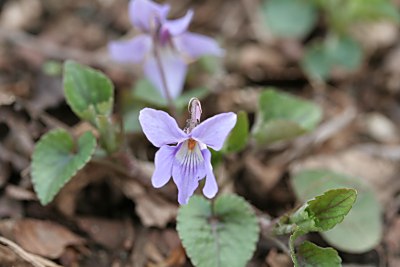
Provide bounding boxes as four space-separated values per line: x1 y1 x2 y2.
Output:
290 148 399 205
353 22 398 52
147 245 186 267
54 164 108 216
217 88 261 113
13 219 85 259
30 74 64 112
77 217 134 251
119 179 177 228
0 90 16 106
239 44 286 81
386 217 400 250
265 249 291 267
243 153 284 198
5 185 37 201
0 160 10 188
0 244 32 267
360 113 399 144
0 197 23 219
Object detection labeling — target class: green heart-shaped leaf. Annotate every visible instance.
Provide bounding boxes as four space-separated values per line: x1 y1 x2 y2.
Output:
32 129 96 205
261 0 317 38
302 35 362 81
177 195 259 267
63 60 114 123
252 89 322 145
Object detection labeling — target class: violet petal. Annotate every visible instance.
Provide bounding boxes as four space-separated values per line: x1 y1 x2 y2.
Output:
129 0 170 31
152 145 175 188
139 108 187 147
172 141 206 205
174 32 224 59
162 10 194 36
191 112 237 150
201 149 218 198
108 35 152 63
144 51 187 99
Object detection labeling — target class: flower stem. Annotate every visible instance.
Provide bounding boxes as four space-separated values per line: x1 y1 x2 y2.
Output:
153 47 177 117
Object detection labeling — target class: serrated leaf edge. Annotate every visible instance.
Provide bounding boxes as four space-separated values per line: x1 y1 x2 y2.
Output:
307 188 357 231
63 60 114 117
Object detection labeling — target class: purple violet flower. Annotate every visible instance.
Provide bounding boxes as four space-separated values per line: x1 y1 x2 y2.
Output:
109 0 224 99
138 107 236 204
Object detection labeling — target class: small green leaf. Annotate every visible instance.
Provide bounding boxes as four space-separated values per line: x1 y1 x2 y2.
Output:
177 195 259 267
291 169 383 253
326 35 362 71
42 60 63 76
347 0 400 23
252 89 322 145
290 189 356 233
298 241 341 267
315 0 399 32
63 60 114 123
133 79 209 109
262 0 317 38
306 189 356 231
32 129 96 205
302 35 363 81
302 42 332 81
222 111 249 153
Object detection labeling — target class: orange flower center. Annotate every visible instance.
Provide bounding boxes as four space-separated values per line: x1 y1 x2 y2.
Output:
188 139 196 150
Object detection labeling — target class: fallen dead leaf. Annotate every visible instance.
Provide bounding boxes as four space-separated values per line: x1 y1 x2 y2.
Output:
0 90 16 106
5 184 37 201
0 235 63 267
0 196 23 219
383 44 400 94
353 22 398 52
242 153 284 200
385 217 400 267
0 159 9 188
147 245 186 267
30 73 64 112
118 178 177 228
77 217 134 251
54 164 108 216
360 113 399 144
239 44 286 82
0 245 45 267
217 88 261 113
265 249 292 267
13 219 85 259
0 243 32 267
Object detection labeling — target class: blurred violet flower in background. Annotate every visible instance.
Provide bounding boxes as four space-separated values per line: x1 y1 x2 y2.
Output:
109 0 224 99
138 107 236 204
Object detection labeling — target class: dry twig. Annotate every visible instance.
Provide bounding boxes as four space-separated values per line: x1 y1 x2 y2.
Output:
0 236 62 267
